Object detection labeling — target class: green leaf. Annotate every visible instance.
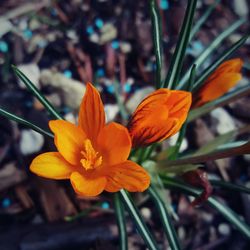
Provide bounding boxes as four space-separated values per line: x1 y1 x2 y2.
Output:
210 180 250 195
192 125 250 156
178 18 245 89
190 0 221 39
12 65 63 120
163 0 197 89
148 186 181 250
158 141 250 167
192 35 249 92
158 164 203 175
149 0 163 89
0 108 53 138
114 193 128 250
161 176 250 239
119 190 159 250
188 84 250 122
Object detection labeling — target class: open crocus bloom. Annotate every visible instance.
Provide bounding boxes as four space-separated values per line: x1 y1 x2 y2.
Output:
127 88 192 147
192 58 243 108
30 83 150 196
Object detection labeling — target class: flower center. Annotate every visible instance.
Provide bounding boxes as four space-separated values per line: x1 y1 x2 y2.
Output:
80 139 102 170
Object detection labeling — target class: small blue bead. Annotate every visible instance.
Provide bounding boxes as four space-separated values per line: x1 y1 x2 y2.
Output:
97 68 105 77
107 85 115 93
123 83 131 93
0 41 8 53
160 0 169 10
101 202 110 209
23 29 33 39
95 18 104 29
63 70 72 78
111 40 119 50
51 8 58 16
2 198 11 208
86 26 94 35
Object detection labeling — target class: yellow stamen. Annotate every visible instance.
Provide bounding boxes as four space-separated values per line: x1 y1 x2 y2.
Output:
80 139 102 170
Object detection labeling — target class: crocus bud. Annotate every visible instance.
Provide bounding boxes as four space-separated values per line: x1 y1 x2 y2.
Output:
192 58 243 108
127 88 192 148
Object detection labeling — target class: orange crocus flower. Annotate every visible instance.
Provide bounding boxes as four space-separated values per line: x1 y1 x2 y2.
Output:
127 88 192 147
30 83 150 196
192 58 243 108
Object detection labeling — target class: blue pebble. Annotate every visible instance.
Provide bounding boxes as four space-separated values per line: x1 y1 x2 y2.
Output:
2 198 11 208
0 41 8 53
23 29 33 39
160 0 169 10
51 8 58 16
95 18 104 29
97 68 105 77
111 40 119 50
63 70 72 78
101 202 110 209
86 26 94 35
123 83 131 93
107 85 115 94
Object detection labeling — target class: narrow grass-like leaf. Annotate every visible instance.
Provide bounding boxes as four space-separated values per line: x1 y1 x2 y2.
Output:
114 193 128 250
179 18 245 89
158 164 203 175
148 186 181 250
158 141 250 167
210 180 250 195
12 65 63 120
119 189 159 250
192 35 249 92
161 176 250 238
163 0 197 89
149 0 163 89
0 108 53 138
190 0 221 39
188 84 250 122
192 125 250 156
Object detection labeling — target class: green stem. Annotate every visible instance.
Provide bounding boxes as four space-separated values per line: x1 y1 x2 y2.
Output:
149 0 163 89
163 0 197 89
114 193 128 250
12 65 63 120
161 176 250 239
148 186 181 250
119 189 159 250
0 108 53 138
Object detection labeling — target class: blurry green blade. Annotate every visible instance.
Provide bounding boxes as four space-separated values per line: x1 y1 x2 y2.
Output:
114 193 128 250
210 180 250 195
163 0 197 89
192 35 249 92
119 190 159 250
188 84 250 122
149 0 163 89
178 18 245 89
192 125 250 156
190 0 221 39
158 141 250 167
161 176 250 239
158 164 203 175
148 186 181 250
12 65 63 120
0 108 53 138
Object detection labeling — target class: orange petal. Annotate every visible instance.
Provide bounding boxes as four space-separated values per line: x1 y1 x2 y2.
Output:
30 152 75 179
105 160 150 192
49 120 87 165
78 82 105 142
193 58 243 108
70 172 107 196
128 89 191 147
97 122 131 165
194 72 242 107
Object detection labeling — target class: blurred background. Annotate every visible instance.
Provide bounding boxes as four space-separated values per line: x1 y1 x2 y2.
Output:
0 0 250 249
